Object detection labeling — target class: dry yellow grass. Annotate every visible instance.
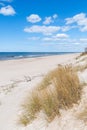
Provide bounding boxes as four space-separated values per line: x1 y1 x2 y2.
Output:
19 91 41 125
19 65 81 126
39 86 59 122
53 65 81 109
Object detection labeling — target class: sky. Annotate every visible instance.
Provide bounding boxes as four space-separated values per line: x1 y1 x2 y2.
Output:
0 0 87 52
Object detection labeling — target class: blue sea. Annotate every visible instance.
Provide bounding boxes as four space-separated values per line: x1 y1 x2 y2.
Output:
0 52 76 60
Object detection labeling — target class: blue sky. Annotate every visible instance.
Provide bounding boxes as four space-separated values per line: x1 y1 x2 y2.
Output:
0 0 87 52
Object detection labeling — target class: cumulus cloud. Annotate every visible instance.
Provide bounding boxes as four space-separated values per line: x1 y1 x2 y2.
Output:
65 13 87 32
66 13 86 24
27 14 41 23
43 14 58 25
43 17 53 25
24 25 60 35
0 5 16 16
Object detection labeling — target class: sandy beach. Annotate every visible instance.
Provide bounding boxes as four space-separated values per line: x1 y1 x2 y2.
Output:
0 53 78 86
0 53 87 130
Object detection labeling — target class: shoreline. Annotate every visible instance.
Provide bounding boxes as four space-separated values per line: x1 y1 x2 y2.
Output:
0 52 80 62
0 52 80 63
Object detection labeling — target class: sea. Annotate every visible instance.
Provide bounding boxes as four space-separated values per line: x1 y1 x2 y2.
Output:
0 52 76 61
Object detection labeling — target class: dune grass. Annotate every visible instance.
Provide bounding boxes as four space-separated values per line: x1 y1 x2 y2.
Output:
76 52 87 60
75 61 87 72
19 65 81 126
80 52 87 57
75 52 87 72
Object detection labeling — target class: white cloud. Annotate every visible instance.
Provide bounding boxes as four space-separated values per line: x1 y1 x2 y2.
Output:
66 13 86 24
54 33 69 38
43 16 53 25
74 42 80 45
53 14 58 19
80 26 87 32
24 25 60 35
66 13 82 24
27 14 41 23
0 5 16 16
43 14 58 25
61 25 76 32
66 38 87 45
43 33 69 41
65 13 87 32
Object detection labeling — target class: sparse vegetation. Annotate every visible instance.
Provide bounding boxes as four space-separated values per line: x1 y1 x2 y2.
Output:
76 52 87 60
80 52 87 57
75 62 87 72
75 52 87 72
19 65 82 126
78 106 87 124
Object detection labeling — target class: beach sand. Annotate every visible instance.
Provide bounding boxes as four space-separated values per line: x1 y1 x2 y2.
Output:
0 53 87 130
0 53 78 86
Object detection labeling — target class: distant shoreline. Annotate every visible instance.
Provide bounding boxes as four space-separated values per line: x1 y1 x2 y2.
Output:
0 52 80 61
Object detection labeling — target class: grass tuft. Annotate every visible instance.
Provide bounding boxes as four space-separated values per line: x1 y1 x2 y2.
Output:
19 65 81 125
